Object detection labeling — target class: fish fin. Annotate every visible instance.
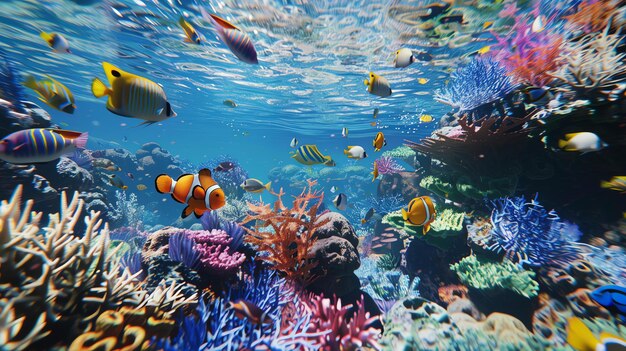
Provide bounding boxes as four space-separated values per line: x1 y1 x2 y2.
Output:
567 317 599 351
155 174 173 194
12 143 26 152
48 129 83 139
181 206 194 219
265 181 272 191
384 140 387 146
423 224 431 235
343 149 349 155
600 181 612 189
40 31 53 45
91 78 111 98
599 332 624 343
564 133 579 140
199 168 212 178
156 107 164 115
209 14 240 30
184 37 192 43
135 121 157 127
364 79 370 86
23 75 38 90
72 132 88 149
193 208 205 218
558 139 569 149
401 208 408 221
192 185 205 200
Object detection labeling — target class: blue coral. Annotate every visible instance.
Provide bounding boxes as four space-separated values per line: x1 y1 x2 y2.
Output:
486 195 581 267
434 57 516 112
168 232 202 271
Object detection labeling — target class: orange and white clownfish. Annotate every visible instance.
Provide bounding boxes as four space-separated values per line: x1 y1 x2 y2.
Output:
155 168 225 218
401 196 437 234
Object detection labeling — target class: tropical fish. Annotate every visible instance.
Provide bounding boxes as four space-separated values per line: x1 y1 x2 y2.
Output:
0 128 88 164
290 137 298 148
155 168 225 218
330 186 337 193
524 86 553 105
179 16 201 44
370 121 377 127
342 127 348 138
420 114 434 123
223 99 237 108
440 15 465 24
373 108 379 119
532 15 546 33
601 176 626 193
23 75 76 114
127 172 134 180
214 161 235 172
333 193 347 211
566 317 626 351
206 12 258 64
107 174 127 190
483 21 494 30
371 161 379 181
402 196 437 234
393 48 416 68
241 178 271 193
364 72 392 98
361 208 375 224
418 78 429 84
32 174 55 193
136 184 147 191
373 132 387 151
590 285 626 317
91 62 176 125
291 144 334 166
418 2 451 20
477 45 490 55
415 52 433 62
40 31 70 53
558 132 608 153
344 145 367 159
229 300 271 325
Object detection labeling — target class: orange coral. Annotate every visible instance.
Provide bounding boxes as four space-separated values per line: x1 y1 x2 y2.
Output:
507 38 563 87
564 0 622 33
242 180 329 286
438 284 469 306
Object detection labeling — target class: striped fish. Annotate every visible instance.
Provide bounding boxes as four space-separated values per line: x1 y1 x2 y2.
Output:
291 144 334 166
205 12 258 64
179 16 201 44
23 75 76 114
91 62 176 125
0 128 88 164
155 168 225 218
402 196 437 235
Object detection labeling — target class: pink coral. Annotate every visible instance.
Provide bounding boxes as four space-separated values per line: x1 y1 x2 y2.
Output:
307 294 381 351
186 229 246 275
375 156 404 175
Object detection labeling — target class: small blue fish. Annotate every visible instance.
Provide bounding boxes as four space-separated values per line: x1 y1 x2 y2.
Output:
590 285 626 318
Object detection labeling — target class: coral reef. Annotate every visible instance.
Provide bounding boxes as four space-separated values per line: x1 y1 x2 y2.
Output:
563 0 625 33
374 156 404 176
381 145 415 166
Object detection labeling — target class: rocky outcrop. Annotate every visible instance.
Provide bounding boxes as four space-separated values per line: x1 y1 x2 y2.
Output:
377 171 421 202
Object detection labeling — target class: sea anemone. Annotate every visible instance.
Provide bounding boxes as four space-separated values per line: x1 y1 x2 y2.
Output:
375 156 404 175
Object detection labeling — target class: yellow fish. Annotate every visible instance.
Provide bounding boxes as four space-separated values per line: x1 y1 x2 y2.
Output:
364 72 392 98
402 196 437 234
371 161 379 182
567 317 626 351
373 132 386 151
601 176 626 193
420 114 434 123
478 46 491 55
291 144 335 166
179 17 201 44
370 121 378 127
483 21 494 30
418 78 429 84
91 62 176 125
40 31 70 53
23 75 76 114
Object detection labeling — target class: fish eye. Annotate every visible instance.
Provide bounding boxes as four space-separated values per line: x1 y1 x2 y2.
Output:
111 70 121 78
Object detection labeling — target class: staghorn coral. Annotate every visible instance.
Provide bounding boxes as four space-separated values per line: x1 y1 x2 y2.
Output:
242 180 329 285
451 256 539 299
550 23 626 101
374 156 404 176
478 195 582 267
0 185 194 350
434 57 516 113
307 294 381 351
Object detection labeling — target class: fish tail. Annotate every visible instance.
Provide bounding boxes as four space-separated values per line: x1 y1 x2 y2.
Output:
423 224 431 235
363 79 370 86
70 132 88 149
566 317 599 351
155 174 174 194
343 149 349 155
558 139 568 149
40 31 53 44
401 208 408 221
23 75 38 90
91 78 111 98
181 205 194 218
600 180 612 189
265 181 272 191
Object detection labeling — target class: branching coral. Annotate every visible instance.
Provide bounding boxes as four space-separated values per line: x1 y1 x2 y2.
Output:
375 156 404 176
434 57 516 112
478 195 582 267
242 180 329 285
356 258 419 304
0 185 194 350
564 0 624 33
550 23 626 100
451 256 539 299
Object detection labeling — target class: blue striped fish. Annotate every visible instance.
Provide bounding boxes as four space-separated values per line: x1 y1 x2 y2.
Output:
0 128 88 164
23 75 76 114
205 12 258 64
291 144 335 166
91 62 176 125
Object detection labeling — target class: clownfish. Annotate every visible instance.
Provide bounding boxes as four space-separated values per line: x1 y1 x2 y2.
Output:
402 196 437 234
155 168 225 218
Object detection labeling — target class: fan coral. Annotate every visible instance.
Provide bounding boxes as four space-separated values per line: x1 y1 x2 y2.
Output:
479 195 582 267
307 294 381 351
434 57 516 113
550 23 626 100
375 156 404 176
451 256 539 299
0 186 194 350
242 180 329 285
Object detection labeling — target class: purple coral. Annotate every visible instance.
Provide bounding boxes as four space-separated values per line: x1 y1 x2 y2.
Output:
483 195 582 267
169 232 202 271
190 229 246 275
434 57 516 112
375 156 404 175
200 211 245 250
